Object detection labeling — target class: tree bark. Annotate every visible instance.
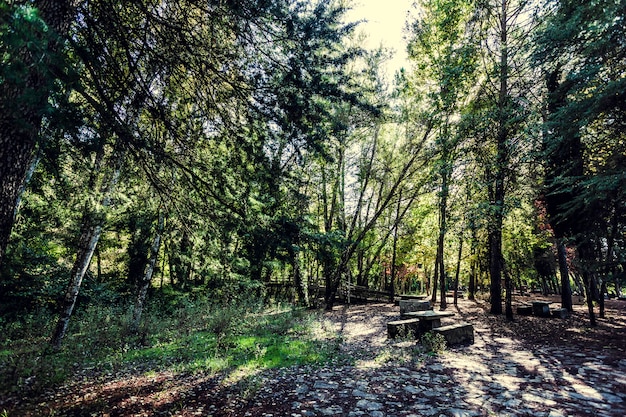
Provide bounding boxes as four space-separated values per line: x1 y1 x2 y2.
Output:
578 243 597 326
50 148 125 349
599 279 606 318
504 267 514 320
0 0 77 268
489 0 509 317
132 209 164 331
437 172 449 310
468 224 477 300
431 256 439 304
453 233 463 307
389 190 402 302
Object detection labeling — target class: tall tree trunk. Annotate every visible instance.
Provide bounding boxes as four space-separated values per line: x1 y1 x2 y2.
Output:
504 267 513 320
468 259 476 301
50 149 125 349
490 0 509 317
131 209 164 331
489 228 503 314
289 245 309 307
12 149 41 224
453 233 463 307
431 258 439 304
599 279 606 318
389 191 402 302
437 173 449 310
578 243 597 326
468 225 477 300
0 0 77 268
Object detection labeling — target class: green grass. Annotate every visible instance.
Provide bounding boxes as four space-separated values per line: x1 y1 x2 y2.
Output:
0 297 341 395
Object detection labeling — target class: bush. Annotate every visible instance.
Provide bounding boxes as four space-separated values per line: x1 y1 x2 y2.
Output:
421 331 447 354
0 288 342 396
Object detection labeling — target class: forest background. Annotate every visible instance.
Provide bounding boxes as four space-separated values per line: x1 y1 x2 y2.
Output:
0 0 625 378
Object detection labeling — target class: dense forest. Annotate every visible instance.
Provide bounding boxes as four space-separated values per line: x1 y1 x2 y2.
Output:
1 0 625 356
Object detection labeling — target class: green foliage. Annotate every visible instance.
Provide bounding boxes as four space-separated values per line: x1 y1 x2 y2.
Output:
0 1 79 133
0 294 340 395
420 331 447 354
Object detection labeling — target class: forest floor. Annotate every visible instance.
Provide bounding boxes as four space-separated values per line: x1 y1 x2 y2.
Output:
3 296 626 416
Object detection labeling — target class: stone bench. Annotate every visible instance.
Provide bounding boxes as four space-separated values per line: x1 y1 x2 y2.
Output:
517 305 533 316
552 308 569 319
532 301 552 317
432 322 474 346
387 318 421 339
399 299 432 316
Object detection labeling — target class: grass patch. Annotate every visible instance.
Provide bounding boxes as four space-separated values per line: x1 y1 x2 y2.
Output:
0 296 340 395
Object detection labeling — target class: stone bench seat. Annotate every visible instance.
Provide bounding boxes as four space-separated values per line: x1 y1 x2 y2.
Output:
552 307 569 319
387 318 421 339
432 322 474 346
517 304 533 316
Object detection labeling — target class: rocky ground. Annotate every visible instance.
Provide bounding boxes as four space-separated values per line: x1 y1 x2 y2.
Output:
3 296 626 416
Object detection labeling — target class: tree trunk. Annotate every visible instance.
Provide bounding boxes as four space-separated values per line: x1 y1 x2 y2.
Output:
489 229 503 314
12 149 41 224
453 233 463 307
468 225 477 300
290 247 309 307
578 243 597 326
50 148 124 349
468 259 476 300
504 268 514 321
436 160 450 310
0 0 77 268
597 277 605 319
131 209 164 331
489 0 509 316
389 191 402 302
431 258 439 304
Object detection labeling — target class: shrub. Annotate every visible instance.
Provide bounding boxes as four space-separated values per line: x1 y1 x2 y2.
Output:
421 331 447 354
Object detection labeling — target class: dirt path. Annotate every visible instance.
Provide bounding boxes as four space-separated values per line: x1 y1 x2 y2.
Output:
3 298 626 416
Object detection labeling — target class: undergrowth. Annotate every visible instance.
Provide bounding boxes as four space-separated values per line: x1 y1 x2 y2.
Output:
0 293 340 396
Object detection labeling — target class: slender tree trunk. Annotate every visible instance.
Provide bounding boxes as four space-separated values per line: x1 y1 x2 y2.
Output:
437 180 448 310
12 149 41 224
551 275 560 295
504 268 513 320
468 259 476 300
291 247 309 307
131 209 164 331
578 243 597 326
599 280 606 318
468 225 477 300
431 259 439 304
489 0 509 317
489 228 503 314
453 233 463 307
0 0 77 268
50 149 125 349
389 191 402 302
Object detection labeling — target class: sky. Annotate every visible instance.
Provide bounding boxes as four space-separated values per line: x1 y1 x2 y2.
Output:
344 0 416 77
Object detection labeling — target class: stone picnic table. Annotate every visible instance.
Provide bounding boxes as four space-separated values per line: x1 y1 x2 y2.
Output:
404 310 456 331
388 310 455 339
531 300 552 317
399 294 428 300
